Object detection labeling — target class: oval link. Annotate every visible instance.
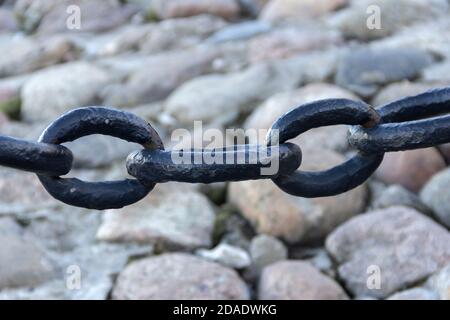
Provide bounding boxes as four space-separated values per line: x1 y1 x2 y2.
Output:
349 87 450 153
268 99 384 197
127 143 302 184
0 135 73 175
37 107 164 210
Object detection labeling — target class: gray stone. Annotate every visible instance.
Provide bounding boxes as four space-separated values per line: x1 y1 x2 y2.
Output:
238 0 270 16
248 27 342 64
101 46 219 107
372 81 447 106
0 217 22 235
0 230 56 289
0 169 59 216
372 185 432 215
206 20 272 44
21 62 112 123
387 288 438 300
328 0 449 40
426 264 450 300
244 83 358 153
260 0 348 22
258 260 348 300
214 207 255 250
14 0 59 32
150 0 240 20
420 168 450 228
0 36 77 78
196 243 251 269
97 183 215 250
371 18 450 60
422 61 450 82
139 15 228 54
250 234 287 272
23 207 101 252
336 48 433 97
112 253 250 299
0 8 18 32
326 206 450 298
308 249 335 278
0 243 152 299
374 148 446 193
63 135 142 169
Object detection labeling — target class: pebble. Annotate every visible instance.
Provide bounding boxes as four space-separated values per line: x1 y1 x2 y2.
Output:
36 0 138 34
328 0 449 40
229 148 367 244
371 184 432 215
426 264 450 300
97 183 215 250
112 253 250 299
244 83 358 153
249 235 287 275
0 218 56 289
335 48 434 97
101 46 219 107
165 51 338 126
21 61 112 122
248 27 342 64
0 36 77 78
260 0 348 22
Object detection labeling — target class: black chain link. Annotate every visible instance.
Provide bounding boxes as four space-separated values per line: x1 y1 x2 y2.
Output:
0 87 449 210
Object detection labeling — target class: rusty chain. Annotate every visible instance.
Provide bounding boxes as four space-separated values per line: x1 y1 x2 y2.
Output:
0 87 449 210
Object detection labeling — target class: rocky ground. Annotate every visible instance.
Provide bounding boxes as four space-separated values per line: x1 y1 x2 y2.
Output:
1 0 450 300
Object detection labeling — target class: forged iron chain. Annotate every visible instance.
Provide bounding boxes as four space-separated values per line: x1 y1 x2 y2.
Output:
0 87 449 210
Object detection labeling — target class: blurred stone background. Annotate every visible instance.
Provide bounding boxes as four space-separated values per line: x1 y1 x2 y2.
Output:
1 0 450 300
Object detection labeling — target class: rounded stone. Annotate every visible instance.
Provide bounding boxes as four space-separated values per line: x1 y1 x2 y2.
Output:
420 168 450 228
258 260 348 300
112 253 250 300
375 148 446 193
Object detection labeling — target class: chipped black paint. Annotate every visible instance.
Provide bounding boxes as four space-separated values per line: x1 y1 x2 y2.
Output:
37 107 164 210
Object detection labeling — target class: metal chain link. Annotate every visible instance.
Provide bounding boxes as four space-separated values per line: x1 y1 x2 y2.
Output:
1 87 449 210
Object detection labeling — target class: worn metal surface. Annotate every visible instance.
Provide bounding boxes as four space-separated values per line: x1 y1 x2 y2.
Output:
0 86 449 210
268 98 384 197
127 143 302 184
0 135 73 175
37 107 164 210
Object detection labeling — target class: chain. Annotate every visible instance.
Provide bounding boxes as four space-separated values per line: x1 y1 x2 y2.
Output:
0 87 449 210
